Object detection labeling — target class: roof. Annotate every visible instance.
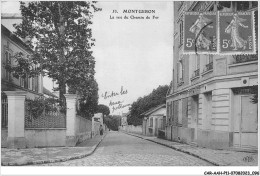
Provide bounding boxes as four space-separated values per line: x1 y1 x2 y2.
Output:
122 112 130 117
141 104 166 116
1 13 22 19
43 87 58 98
1 24 33 53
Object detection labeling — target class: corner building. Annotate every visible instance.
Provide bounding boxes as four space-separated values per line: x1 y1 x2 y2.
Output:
166 1 258 151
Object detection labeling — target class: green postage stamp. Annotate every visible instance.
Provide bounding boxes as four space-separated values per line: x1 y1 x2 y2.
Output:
183 12 218 55
184 11 256 55
219 11 256 55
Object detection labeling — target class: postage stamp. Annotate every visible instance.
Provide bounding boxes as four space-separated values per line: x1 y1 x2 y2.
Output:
219 11 256 55
183 12 217 55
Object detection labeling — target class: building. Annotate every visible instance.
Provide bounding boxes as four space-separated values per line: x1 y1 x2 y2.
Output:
43 87 58 99
121 112 129 127
1 24 44 99
166 1 258 151
1 24 44 146
142 104 166 137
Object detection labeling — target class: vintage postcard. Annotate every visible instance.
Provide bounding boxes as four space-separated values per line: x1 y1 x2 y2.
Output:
1 1 259 176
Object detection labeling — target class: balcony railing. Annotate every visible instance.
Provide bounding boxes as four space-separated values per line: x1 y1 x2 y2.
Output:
191 69 200 81
205 62 213 71
233 54 258 64
194 69 200 77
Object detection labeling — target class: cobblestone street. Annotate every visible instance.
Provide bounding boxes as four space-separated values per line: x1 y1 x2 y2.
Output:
38 131 212 166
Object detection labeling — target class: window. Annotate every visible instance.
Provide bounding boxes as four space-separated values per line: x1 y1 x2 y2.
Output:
208 55 213 64
24 75 28 89
178 99 182 126
32 77 35 91
252 1 258 8
171 101 174 125
150 117 153 127
255 11 258 49
217 2 231 11
195 55 200 70
191 55 200 79
237 2 250 11
179 20 184 46
203 92 212 130
167 102 170 124
28 77 31 90
195 55 200 76
177 60 183 83
20 77 25 87
4 50 11 81
182 98 188 128
173 101 179 126
205 55 213 71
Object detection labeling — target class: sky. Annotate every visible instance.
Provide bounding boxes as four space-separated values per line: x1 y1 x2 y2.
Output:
1 1 173 115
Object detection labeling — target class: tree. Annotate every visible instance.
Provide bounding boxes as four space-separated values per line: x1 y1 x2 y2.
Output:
251 85 258 104
104 115 121 131
75 78 99 119
8 1 101 107
97 104 110 116
127 84 169 126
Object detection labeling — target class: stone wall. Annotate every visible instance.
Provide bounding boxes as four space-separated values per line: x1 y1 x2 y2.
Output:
25 129 66 148
120 125 142 135
1 128 8 148
75 115 92 144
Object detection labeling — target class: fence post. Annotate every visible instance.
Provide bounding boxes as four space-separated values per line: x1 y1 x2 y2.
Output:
4 91 27 149
64 94 77 146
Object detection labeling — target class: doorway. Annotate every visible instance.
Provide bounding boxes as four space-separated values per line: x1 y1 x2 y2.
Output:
233 95 258 149
191 95 199 142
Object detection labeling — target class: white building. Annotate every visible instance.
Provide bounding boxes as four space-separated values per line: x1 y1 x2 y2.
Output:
166 1 258 151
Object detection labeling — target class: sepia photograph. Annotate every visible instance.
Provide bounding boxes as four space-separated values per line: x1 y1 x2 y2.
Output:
1 1 259 175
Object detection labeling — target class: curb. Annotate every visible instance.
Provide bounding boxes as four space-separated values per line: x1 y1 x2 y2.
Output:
122 131 221 166
1 133 107 166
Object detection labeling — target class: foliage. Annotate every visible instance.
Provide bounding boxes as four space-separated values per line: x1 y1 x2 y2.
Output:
75 78 99 119
1 92 7 99
127 85 169 126
97 104 110 116
251 85 258 104
104 115 121 131
7 1 101 106
25 97 64 119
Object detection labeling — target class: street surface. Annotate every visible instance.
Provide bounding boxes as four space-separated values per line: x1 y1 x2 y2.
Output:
39 131 212 166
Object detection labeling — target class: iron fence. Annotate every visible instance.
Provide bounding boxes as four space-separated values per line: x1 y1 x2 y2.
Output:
25 100 66 128
1 98 8 128
233 54 258 64
194 69 200 77
205 62 213 71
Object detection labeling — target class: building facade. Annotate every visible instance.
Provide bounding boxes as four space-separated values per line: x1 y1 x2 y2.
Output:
1 25 43 99
121 113 129 127
166 1 258 151
142 104 166 137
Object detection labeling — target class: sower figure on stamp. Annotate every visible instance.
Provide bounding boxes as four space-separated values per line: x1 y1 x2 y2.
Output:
99 124 103 136
189 13 213 50
225 13 248 50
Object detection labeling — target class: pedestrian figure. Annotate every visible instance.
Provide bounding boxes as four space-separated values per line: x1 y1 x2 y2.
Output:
99 124 103 136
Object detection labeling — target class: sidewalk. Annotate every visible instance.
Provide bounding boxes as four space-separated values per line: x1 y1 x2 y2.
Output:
1 133 107 166
122 132 258 166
